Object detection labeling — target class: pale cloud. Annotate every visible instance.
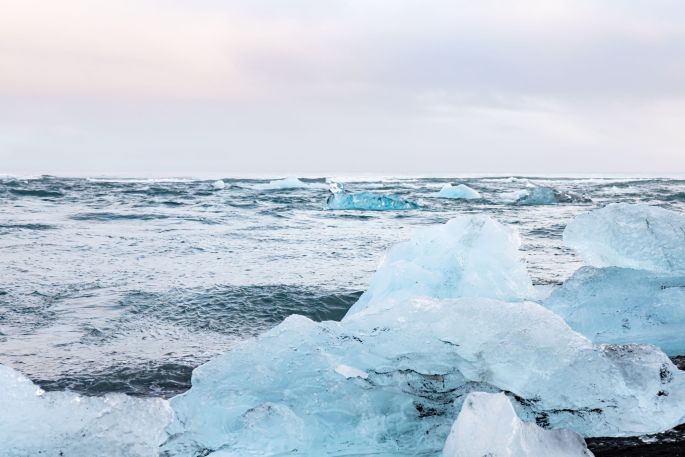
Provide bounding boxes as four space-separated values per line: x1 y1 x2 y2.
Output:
1 0 684 175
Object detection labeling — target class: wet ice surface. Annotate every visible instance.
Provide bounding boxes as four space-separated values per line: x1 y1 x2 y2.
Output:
1 176 684 399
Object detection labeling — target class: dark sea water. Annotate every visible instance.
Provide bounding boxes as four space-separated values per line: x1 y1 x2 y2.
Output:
2 175 685 398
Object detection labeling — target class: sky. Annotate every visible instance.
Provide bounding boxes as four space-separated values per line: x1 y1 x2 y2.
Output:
1 0 685 176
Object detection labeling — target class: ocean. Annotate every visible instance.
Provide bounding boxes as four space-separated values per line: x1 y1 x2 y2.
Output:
2 175 685 455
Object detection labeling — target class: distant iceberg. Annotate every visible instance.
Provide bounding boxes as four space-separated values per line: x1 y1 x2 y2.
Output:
430 183 481 200
564 203 685 274
326 182 418 211
443 392 594 457
254 177 328 190
0 364 172 457
543 204 685 355
512 186 592 205
162 216 685 456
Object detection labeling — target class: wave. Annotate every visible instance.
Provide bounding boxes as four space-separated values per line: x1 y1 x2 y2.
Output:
0 223 56 231
70 212 172 221
254 177 329 190
9 188 64 198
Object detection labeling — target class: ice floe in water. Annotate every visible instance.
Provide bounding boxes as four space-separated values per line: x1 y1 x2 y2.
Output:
0 364 172 457
254 177 328 190
430 183 481 200
564 203 685 274
443 392 594 457
211 180 225 190
544 266 685 355
162 216 685 456
345 215 532 317
326 182 418 211
543 204 685 355
512 186 592 205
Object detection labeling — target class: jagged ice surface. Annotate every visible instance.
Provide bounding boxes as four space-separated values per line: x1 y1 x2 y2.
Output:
326 187 418 211
0 364 172 457
544 266 685 356
163 297 685 456
563 203 685 274
443 392 594 457
345 215 533 317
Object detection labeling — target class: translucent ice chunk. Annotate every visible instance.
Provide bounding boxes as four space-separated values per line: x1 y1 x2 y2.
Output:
563 203 685 274
162 298 685 456
430 183 481 200
211 180 225 190
443 392 594 457
326 182 418 211
514 186 591 206
0 364 172 457
544 266 685 355
345 215 533 316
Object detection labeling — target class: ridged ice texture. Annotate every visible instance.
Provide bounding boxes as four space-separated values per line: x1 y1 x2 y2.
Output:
162 296 685 456
0 364 172 457
563 203 685 274
326 191 418 211
544 266 685 355
443 392 594 457
431 183 481 199
344 215 532 317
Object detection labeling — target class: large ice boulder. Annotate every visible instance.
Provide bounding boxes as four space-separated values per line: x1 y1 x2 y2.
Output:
544 266 685 355
345 215 533 317
431 183 481 200
0 364 172 457
443 392 593 457
563 203 685 274
162 297 685 456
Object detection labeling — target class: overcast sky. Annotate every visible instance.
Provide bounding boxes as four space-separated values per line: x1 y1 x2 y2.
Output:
2 0 684 176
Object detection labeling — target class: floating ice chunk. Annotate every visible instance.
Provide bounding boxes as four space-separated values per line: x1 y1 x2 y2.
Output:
255 177 328 190
162 297 685 456
326 182 418 211
443 392 594 457
0 364 172 457
431 183 481 200
211 180 225 190
500 189 529 203
512 186 591 205
544 266 685 355
564 203 685 274
345 215 532 317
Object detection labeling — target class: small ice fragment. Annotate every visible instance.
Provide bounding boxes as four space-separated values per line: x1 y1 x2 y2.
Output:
212 180 225 190
443 392 594 457
430 183 481 200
